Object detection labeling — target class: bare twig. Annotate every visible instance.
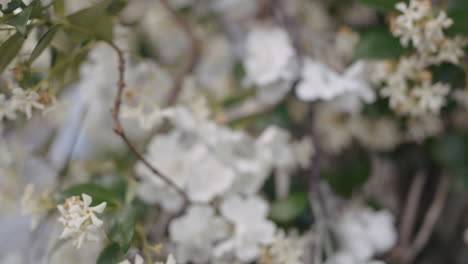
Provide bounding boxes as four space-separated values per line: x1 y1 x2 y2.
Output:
159 0 201 106
401 175 451 263
399 170 428 248
108 43 189 204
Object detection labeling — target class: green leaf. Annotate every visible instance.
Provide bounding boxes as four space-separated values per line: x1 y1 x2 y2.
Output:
53 0 65 17
429 133 468 170
97 243 125 264
65 0 115 42
270 192 308 223
357 0 403 12
107 0 127 15
354 27 406 59
5 5 33 35
447 11 468 36
449 0 468 12
324 150 371 197
30 0 44 19
29 24 61 64
107 205 137 252
0 32 26 73
56 183 120 207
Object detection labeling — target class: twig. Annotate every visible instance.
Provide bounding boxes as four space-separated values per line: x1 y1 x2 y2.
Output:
399 170 427 248
108 42 189 204
159 0 201 106
401 175 451 263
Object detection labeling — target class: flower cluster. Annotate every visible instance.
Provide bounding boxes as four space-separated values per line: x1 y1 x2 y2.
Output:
0 88 45 121
325 207 397 264
57 194 107 249
391 0 466 65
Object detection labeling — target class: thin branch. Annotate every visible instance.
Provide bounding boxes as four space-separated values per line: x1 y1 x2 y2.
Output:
401 175 451 263
108 42 189 204
159 0 201 106
399 170 427 248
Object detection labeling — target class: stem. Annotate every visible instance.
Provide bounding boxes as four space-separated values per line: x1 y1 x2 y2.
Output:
107 42 190 205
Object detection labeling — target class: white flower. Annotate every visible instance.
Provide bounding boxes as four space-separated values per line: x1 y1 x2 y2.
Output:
296 59 374 107
21 184 53 229
410 82 449 115
170 205 228 263
136 131 236 209
264 230 305 264
10 88 44 119
57 194 107 249
0 94 17 121
119 254 144 264
215 195 276 262
0 0 11 9
406 114 443 142
244 26 296 87
155 254 177 264
256 125 296 171
22 0 33 5
333 207 397 262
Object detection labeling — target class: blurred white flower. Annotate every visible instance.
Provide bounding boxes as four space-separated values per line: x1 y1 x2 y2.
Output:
244 25 297 103
10 88 44 119
406 114 443 142
332 207 397 262
296 59 374 108
170 205 228 263
244 26 295 87
0 0 11 9
119 254 144 264
256 125 296 171
216 195 276 262
263 230 305 264
57 194 107 249
20 184 53 230
155 254 177 264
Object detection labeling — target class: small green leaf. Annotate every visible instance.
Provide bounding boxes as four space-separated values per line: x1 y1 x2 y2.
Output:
29 24 61 64
447 11 468 36
5 5 33 35
0 32 27 73
429 133 468 170
30 0 44 19
65 0 115 42
358 0 403 12
354 27 406 59
107 205 137 252
270 192 308 223
53 0 65 17
324 150 371 197
56 183 120 207
97 243 125 264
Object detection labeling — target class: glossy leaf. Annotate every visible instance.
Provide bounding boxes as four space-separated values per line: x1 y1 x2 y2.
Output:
107 205 137 252
354 27 406 59
56 183 120 207
5 5 33 35
358 0 402 12
65 0 114 42
0 32 26 73
97 243 125 264
29 24 61 64
270 192 308 223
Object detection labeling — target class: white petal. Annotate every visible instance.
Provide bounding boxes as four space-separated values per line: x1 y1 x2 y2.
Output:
82 193 92 207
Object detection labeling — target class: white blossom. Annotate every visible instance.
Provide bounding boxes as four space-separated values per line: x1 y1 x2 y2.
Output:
170 205 228 263
119 254 144 264
10 88 44 119
215 195 276 262
57 194 107 249
263 230 305 264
